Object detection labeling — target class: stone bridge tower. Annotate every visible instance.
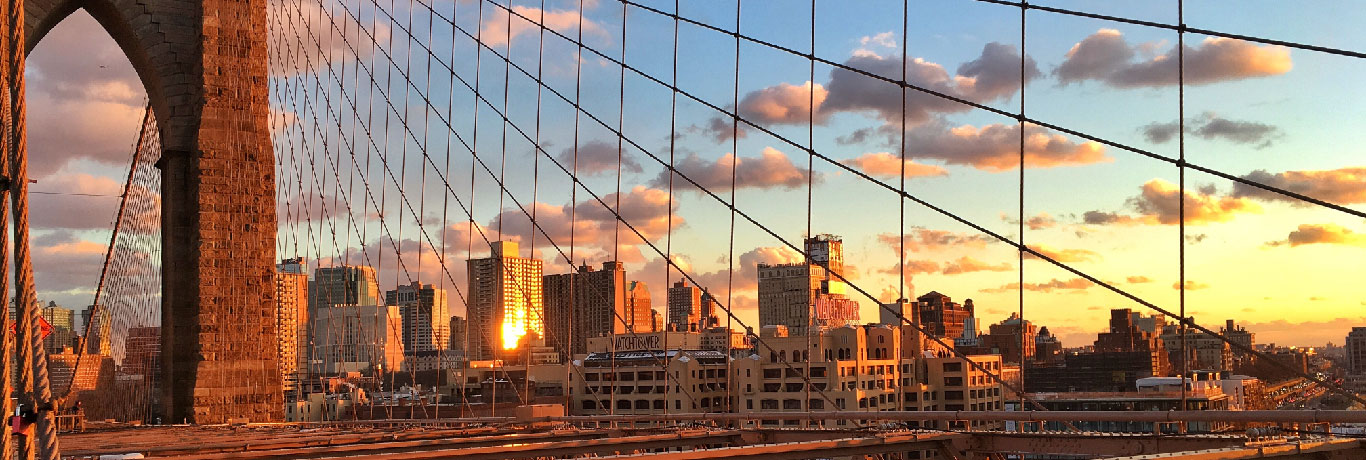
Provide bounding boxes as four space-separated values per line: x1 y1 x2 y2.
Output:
25 0 280 422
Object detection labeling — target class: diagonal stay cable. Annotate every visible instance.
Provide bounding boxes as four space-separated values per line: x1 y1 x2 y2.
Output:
973 0 1366 59
615 0 1366 222
485 0 1366 407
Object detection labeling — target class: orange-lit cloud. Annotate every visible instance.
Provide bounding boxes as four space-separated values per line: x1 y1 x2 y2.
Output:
1056 29 1292 88
728 42 1037 134
877 229 996 253
1126 276 1153 284
656 147 813 192
1026 244 1101 263
906 123 1109 172
737 81 828 125
1086 179 1261 226
1265 223 1366 248
982 277 1093 293
879 259 941 291
1234 167 1366 205
478 4 606 48
842 152 948 179
1003 212 1059 230
1173 280 1210 290
940 256 1012 275
266 0 391 76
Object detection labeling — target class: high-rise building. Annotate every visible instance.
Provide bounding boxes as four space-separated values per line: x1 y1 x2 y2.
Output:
311 304 405 374
1346 327 1366 375
80 304 111 355
122 326 162 383
667 280 714 332
878 298 912 327
1221 319 1256 366
41 302 74 331
915 292 974 340
543 261 626 361
309 265 380 312
467 241 544 360
1159 324 1233 372
449 315 467 352
386 281 450 354
758 234 858 336
40 302 78 356
625 281 653 333
958 313 1037 365
276 257 309 393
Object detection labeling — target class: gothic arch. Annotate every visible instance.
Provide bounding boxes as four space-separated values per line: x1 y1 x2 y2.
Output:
22 0 281 424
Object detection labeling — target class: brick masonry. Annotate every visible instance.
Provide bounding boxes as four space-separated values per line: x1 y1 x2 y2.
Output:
25 0 282 423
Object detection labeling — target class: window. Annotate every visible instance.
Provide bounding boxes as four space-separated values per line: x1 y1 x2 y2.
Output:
945 391 964 400
616 400 631 410
944 377 963 386
763 383 781 392
635 400 650 410
785 383 803 392
585 373 599 381
761 399 779 410
809 399 824 410
906 392 918 402
811 367 826 377
747 399 753 410
653 400 665 410
763 369 782 379
943 362 962 372
783 399 802 410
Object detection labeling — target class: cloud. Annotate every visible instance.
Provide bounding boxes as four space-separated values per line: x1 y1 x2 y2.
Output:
1130 179 1261 225
29 173 124 230
1173 280 1210 290
824 42 1039 125
556 140 643 176
1236 317 1366 347
905 122 1109 172
1126 275 1153 284
1141 113 1282 148
841 152 948 179
693 116 746 143
1026 244 1101 263
654 147 812 192
1265 223 1366 248
982 277 1093 293
1232 168 1366 205
859 31 898 50
27 11 147 177
491 185 682 255
736 42 1037 133
940 256 1012 275
736 81 827 125
33 234 108 294
1056 29 1292 88
878 259 940 293
478 4 607 48
266 0 391 76
1003 212 1058 230
1087 179 1261 226
876 229 996 253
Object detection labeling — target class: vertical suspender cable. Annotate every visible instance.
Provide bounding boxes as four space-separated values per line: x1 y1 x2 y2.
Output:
0 0 13 450
11 0 61 452
1178 0 1189 420
1018 0 1028 405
